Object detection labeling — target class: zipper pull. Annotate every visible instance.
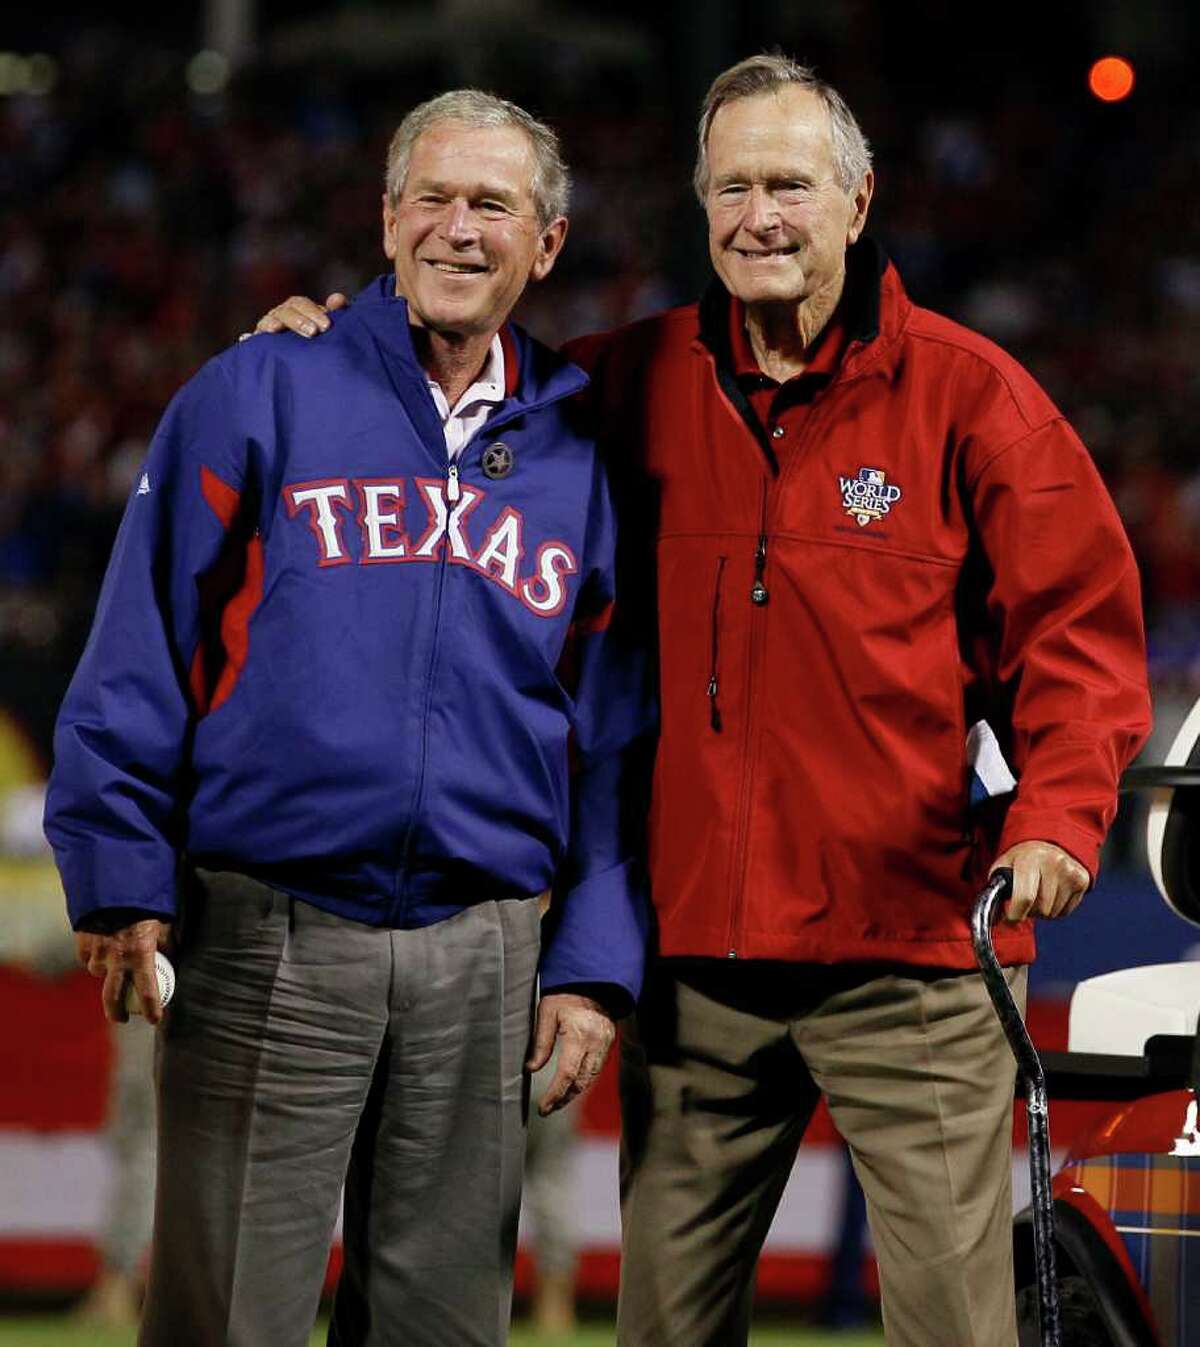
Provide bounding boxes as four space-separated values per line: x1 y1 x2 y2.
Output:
707 676 722 732
750 534 769 605
708 556 727 732
447 461 460 503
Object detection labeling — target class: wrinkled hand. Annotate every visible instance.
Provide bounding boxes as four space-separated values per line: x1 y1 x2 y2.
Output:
254 292 349 338
75 919 173 1024
526 992 616 1116
993 839 1090 924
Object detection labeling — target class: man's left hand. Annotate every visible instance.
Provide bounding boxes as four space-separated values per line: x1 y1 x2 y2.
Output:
992 839 1090 924
526 991 616 1116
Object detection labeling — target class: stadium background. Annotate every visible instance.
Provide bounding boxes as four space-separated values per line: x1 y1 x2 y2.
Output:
0 0 1197 1341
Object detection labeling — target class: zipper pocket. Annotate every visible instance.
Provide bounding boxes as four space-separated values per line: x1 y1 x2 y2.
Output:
707 556 728 732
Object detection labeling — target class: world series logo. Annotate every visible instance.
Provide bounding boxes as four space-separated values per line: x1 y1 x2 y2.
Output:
838 466 903 527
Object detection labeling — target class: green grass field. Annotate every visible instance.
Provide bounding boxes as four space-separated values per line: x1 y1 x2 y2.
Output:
0 1316 885 1346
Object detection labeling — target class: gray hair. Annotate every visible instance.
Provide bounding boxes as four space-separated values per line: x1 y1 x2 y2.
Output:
384 89 570 229
693 54 872 201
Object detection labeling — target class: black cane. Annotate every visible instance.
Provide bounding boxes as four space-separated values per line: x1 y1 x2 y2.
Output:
971 868 1061 1347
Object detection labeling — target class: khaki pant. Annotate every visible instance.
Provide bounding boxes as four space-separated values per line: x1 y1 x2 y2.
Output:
617 958 1026 1347
139 869 541 1347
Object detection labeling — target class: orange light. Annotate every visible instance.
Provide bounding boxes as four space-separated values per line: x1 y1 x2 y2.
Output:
1089 56 1135 103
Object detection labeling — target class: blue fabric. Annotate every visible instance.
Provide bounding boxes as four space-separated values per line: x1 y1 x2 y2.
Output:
45 277 654 1006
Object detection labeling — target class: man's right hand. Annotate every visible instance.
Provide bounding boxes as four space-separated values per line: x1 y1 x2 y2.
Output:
255 293 349 338
76 919 173 1025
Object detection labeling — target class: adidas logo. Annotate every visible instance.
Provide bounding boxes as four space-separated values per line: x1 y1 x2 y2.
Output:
137 473 151 496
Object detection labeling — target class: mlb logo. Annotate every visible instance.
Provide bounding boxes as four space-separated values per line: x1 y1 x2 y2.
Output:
838 465 904 528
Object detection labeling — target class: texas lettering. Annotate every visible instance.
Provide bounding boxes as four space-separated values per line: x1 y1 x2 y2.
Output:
283 475 577 617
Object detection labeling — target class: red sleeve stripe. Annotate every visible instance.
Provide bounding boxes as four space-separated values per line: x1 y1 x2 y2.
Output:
200 465 240 529
210 538 265 714
572 600 615 637
191 466 265 717
188 644 211 716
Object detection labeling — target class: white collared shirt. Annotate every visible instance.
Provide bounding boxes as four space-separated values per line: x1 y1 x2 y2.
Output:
426 334 506 460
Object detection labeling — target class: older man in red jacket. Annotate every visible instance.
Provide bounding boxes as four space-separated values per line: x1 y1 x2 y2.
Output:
260 53 1151 1347
567 55 1151 1347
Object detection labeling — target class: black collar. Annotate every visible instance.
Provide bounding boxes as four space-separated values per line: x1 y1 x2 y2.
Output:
695 238 887 475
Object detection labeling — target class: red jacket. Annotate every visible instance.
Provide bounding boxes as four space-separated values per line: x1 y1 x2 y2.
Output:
567 245 1151 970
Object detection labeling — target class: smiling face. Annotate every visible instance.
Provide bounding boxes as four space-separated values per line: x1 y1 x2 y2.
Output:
383 120 567 338
704 86 872 312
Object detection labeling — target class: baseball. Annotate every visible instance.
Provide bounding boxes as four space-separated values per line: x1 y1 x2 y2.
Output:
124 950 176 1016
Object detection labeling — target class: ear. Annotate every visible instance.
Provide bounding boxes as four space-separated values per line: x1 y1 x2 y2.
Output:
529 216 569 283
381 192 398 261
846 169 874 246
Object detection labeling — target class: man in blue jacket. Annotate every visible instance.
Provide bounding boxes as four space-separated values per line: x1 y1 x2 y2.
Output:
45 90 652 1347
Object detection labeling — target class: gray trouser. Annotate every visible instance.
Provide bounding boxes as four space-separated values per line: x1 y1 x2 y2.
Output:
617 958 1026 1347
139 869 541 1347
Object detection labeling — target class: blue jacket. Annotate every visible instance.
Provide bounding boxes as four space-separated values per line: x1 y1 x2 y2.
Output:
45 278 652 1006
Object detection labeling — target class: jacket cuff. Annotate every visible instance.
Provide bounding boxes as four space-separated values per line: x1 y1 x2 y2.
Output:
994 813 1100 885
74 905 170 935
539 980 632 1020
539 859 648 1011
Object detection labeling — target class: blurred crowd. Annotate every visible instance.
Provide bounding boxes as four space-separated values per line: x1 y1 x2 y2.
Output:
1 27 1198 766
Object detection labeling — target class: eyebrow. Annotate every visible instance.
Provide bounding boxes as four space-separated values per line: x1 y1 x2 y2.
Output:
407 177 526 207
712 171 819 189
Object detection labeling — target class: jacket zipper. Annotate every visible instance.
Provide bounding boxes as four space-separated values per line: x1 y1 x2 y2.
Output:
707 556 727 732
751 487 770 605
725 393 843 957
725 479 772 956
391 349 587 907
394 455 466 907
